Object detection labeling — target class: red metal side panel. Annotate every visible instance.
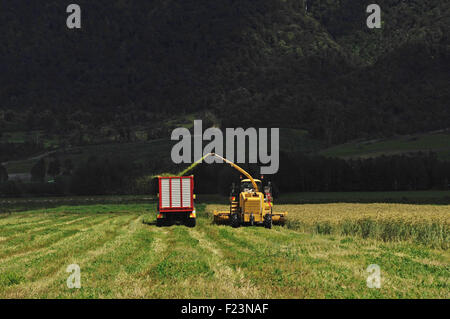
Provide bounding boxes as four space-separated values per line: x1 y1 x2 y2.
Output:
158 177 162 210
158 176 194 212
180 177 183 208
190 176 193 208
169 178 172 208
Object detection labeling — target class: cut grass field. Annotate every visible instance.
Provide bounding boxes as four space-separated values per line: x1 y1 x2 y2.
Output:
0 201 448 298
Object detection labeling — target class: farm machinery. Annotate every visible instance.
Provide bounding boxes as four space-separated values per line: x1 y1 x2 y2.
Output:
155 153 287 228
206 153 287 228
156 175 196 227
213 177 287 228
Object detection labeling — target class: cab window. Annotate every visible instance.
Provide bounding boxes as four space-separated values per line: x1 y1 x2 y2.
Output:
241 181 262 191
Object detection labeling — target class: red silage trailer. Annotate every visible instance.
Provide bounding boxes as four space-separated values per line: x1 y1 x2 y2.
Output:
156 176 196 227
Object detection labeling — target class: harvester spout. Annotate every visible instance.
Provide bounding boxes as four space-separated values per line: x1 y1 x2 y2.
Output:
179 152 259 192
208 153 259 192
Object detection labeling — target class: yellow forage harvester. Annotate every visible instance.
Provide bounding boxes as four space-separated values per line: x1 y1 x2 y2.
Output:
183 153 287 228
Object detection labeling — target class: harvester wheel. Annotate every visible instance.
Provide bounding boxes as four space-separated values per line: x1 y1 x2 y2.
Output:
231 213 240 228
264 214 272 229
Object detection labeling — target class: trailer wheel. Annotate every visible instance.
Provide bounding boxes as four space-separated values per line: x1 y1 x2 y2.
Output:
264 214 272 229
186 218 196 228
156 218 164 227
231 213 240 228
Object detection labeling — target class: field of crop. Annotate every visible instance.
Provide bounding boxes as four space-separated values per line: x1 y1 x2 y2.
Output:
0 199 448 299
208 203 449 249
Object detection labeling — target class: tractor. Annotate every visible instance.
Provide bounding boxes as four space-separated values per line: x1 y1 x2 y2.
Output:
203 153 287 228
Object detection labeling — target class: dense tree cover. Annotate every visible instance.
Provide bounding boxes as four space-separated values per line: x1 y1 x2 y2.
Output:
1 152 449 197
0 0 448 145
69 156 135 195
0 164 8 183
62 158 74 175
308 0 448 63
191 152 450 194
47 158 61 177
30 158 46 182
0 141 44 162
274 152 450 192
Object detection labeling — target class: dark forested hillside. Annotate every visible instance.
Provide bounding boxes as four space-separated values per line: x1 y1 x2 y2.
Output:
0 0 449 144
308 0 448 63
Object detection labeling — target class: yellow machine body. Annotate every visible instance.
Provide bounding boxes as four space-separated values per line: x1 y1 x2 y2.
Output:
213 177 287 227
240 191 265 223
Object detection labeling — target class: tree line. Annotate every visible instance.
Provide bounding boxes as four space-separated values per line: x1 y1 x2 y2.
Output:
3 151 448 197
189 152 450 195
273 151 450 193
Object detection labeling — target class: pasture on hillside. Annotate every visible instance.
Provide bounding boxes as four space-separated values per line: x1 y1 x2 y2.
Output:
0 197 448 299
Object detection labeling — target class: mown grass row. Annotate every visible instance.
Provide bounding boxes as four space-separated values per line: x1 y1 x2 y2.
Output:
198 215 449 298
0 213 137 297
1 203 449 298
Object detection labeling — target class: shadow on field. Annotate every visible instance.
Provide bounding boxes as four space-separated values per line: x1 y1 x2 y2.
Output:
0 195 157 214
142 219 157 226
1 191 449 216
278 192 450 205
142 219 194 227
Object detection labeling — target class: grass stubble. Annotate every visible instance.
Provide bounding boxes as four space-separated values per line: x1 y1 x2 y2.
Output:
0 202 448 298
